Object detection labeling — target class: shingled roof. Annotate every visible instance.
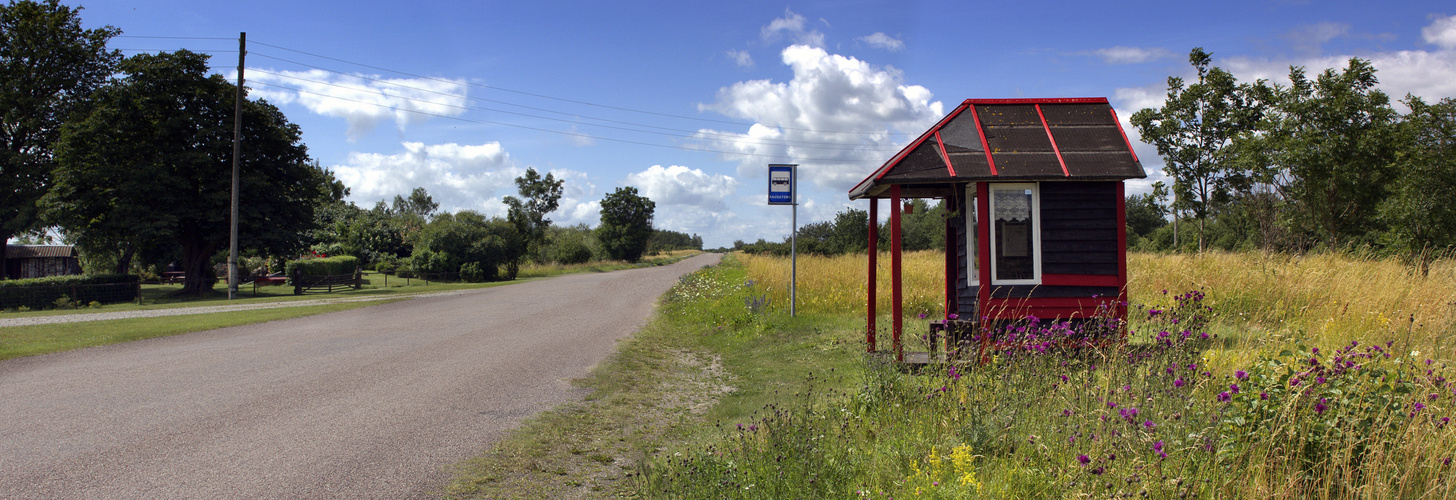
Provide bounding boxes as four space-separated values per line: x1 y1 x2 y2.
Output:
5 245 77 259
849 98 1147 200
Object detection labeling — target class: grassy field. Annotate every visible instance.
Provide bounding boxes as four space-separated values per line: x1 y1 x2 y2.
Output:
448 250 1456 499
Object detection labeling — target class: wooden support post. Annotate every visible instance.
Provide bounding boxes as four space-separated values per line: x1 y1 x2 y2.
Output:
976 182 992 363
891 185 903 362
867 197 878 353
945 213 956 320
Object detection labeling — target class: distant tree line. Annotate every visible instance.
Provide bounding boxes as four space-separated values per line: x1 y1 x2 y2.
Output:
728 199 950 256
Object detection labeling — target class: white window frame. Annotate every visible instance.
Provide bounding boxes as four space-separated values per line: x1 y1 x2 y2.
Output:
989 183 1041 285
965 184 978 286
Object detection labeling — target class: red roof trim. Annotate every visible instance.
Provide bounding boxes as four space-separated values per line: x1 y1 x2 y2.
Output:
1109 108 1139 163
1035 104 1070 177
963 97 1109 105
849 102 970 194
933 131 957 177
969 104 998 176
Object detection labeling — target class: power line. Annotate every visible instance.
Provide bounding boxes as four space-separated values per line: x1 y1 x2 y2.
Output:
245 66 900 152
248 39 889 137
247 79 877 164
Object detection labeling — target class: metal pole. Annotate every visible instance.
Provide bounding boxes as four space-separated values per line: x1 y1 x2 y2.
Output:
791 199 797 317
228 32 246 299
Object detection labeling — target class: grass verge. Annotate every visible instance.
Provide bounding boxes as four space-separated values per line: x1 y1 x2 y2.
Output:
444 254 868 498
0 300 397 361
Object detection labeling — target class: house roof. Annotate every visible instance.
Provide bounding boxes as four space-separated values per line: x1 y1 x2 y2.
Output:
6 245 78 259
849 98 1147 200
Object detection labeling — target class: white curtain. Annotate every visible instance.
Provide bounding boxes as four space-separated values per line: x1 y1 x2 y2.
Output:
994 189 1030 221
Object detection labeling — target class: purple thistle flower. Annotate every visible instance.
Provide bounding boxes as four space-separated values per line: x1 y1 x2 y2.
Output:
948 313 959 320
1316 376 1326 385
1260 392 1269 400
1230 384 1241 394
1217 391 1231 402
1235 370 1248 380
1315 400 1327 415
1078 454 1091 464
1174 378 1185 388
1143 420 1155 429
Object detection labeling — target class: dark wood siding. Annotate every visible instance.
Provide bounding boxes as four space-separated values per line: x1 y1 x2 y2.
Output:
1039 181 1118 276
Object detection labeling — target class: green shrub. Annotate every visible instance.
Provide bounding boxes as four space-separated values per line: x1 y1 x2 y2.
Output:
460 262 485 282
553 237 594 264
0 274 140 310
284 255 359 277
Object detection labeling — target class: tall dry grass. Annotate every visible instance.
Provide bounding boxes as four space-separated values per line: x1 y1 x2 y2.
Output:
736 250 944 318
1129 251 1456 356
739 250 1456 356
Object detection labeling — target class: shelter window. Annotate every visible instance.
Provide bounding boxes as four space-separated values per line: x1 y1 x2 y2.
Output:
990 183 1040 284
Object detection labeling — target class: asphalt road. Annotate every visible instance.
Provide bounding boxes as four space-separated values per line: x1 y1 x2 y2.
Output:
0 253 721 499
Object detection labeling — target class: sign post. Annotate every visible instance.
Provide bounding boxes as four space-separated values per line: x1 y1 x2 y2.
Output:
768 164 797 316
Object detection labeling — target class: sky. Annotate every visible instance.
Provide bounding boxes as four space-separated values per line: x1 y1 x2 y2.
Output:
76 0 1456 248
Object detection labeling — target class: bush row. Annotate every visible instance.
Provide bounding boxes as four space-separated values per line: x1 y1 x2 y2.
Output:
0 274 140 310
284 256 359 277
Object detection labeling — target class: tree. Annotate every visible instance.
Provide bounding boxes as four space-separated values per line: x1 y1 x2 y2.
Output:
47 50 334 295
0 0 120 278
391 186 438 221
1264 58 1399 248
1131 48 1267 251
1379 96 1456 273
597 186 655 262
410 210 523 280
1126 181 1170 238
504 167 564 261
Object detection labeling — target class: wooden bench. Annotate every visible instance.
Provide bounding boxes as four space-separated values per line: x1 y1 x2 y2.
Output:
163 271 185 284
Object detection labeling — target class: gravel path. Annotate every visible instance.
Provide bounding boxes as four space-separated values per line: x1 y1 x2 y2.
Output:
0 253 720 499
0 291 472 328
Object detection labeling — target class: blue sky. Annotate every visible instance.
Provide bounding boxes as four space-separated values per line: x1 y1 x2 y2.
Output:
79 1 1456 248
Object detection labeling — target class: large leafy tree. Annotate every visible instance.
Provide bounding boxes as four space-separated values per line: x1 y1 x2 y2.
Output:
0 0 119 278
1264 58 1399 248
1131 48 1267 251
1379 96 1456 272
47 50 335 295
504 167 564 262
597 186 655 263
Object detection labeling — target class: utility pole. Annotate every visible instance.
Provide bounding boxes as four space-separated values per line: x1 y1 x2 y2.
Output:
228 32 245 299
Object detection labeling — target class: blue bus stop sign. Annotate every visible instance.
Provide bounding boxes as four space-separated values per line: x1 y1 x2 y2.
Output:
768 164 795 205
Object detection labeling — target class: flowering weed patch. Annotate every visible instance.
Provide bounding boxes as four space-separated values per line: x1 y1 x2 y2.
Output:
643 252 1456 498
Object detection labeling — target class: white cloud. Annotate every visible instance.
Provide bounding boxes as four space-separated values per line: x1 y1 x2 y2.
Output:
761 8 824 47
727 49 754 68
331 141 518 216
548 169 600 226
625 165 738 206
859 32 905 52
1282 22 1350 54
695 44 944 192
1220 50 1456 105
1092 46 1173 64
245 69 467 141
618 165 740 237
1423 14 1456 50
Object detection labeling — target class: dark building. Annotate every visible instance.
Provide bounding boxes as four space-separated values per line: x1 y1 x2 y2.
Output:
4 245 83 279
848 98 1147 360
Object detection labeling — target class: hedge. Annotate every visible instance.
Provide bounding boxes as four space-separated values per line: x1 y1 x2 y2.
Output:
285 256 360 277
0 274 140 310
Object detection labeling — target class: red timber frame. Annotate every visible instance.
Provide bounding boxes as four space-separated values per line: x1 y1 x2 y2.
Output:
866 198 877 352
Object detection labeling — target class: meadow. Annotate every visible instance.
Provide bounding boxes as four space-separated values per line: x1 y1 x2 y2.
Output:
642 251 1456 498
